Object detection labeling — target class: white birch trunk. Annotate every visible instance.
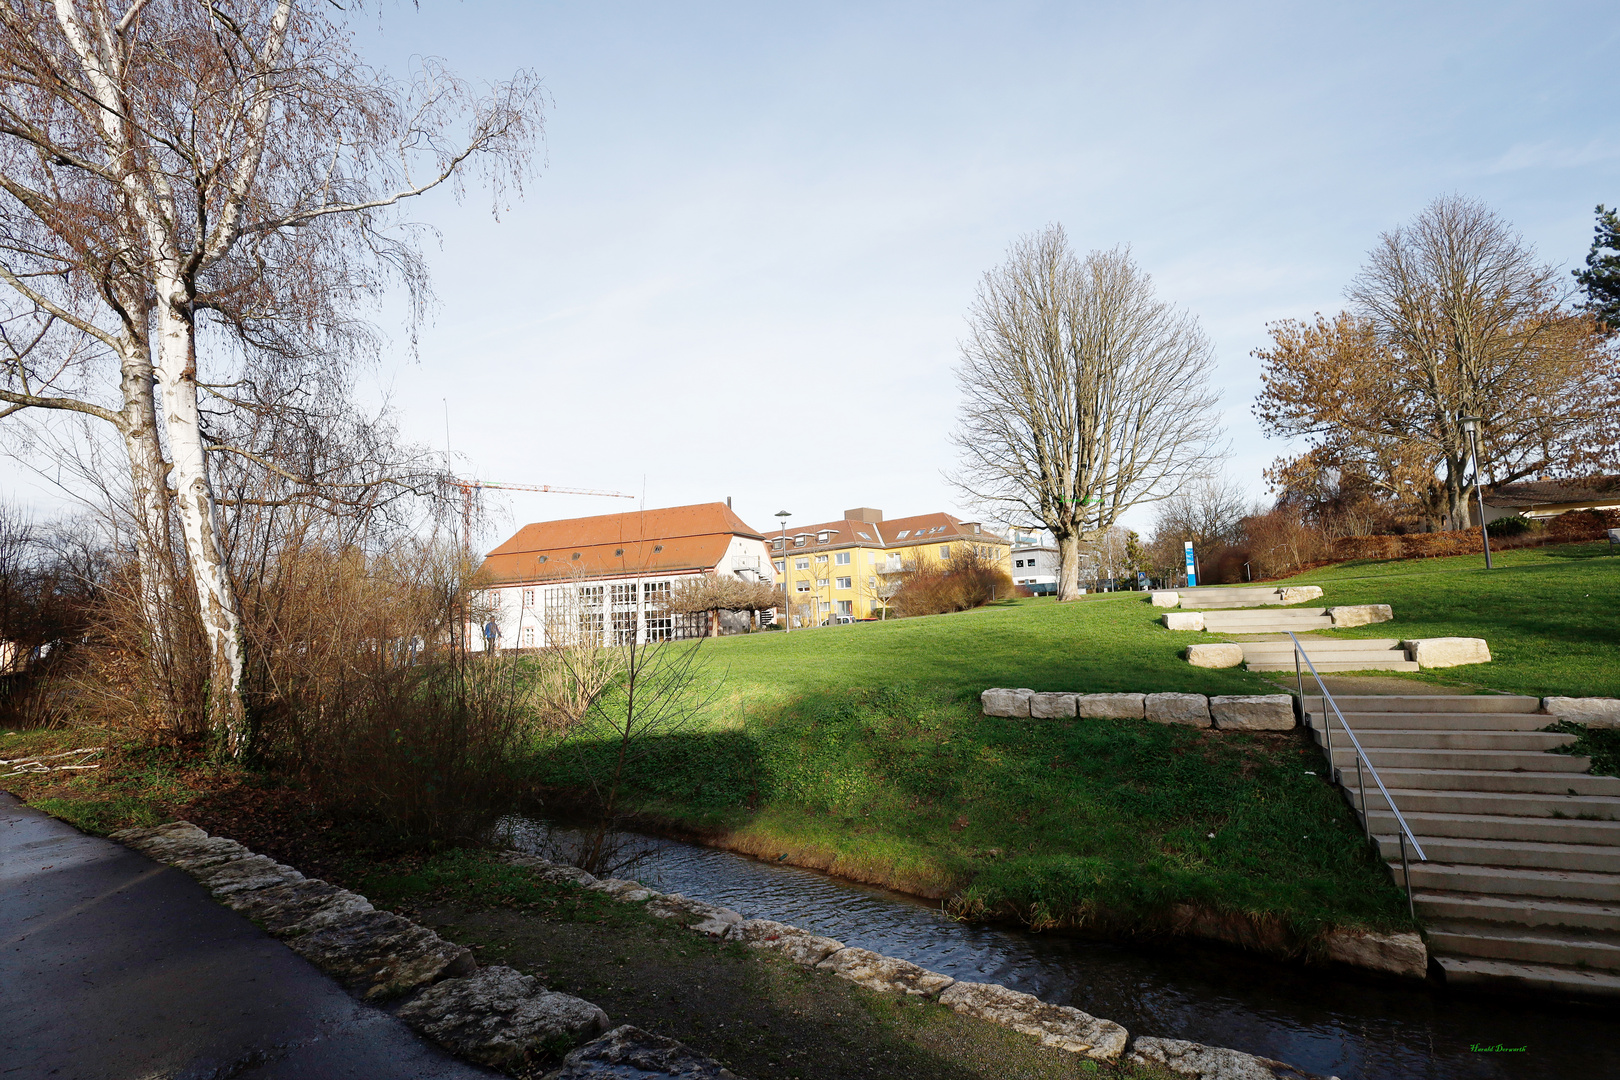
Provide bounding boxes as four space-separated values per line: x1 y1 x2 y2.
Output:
154 291 247 751
116 332 177 670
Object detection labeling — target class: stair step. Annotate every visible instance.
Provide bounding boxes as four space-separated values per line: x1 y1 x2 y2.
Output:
1398 862 1620 902
1328 747 1589 772
1367 768 1620 796
1361 788 1620 819
1251 650 1408 663
1204 608 1330 621
1301 695 1542 714
1438 955 1620 997
1250 660 1422 672
1306 711 1553 731
1414 891 1620 932
1376 833 1620 873
1315 729 1573 751
1242 637 1403 651
1426 919 1620 970
1364 809 1620 847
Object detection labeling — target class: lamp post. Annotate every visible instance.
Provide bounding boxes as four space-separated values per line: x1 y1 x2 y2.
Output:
775 510 792 632
1458 415 1493 570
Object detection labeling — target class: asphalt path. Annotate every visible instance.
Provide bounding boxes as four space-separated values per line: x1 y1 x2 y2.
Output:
0 791 496 1080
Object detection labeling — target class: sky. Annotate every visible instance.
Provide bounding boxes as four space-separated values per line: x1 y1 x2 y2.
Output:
4 1 1618 548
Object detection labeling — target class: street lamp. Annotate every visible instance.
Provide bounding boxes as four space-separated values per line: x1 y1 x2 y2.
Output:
1458 415 1492 570
775 510 792 632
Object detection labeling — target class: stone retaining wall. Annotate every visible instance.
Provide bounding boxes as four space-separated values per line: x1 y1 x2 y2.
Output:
108 821 1341 1079
981 688 1296 730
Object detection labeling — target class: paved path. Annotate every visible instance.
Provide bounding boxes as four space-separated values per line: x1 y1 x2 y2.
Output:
0 792 495 1080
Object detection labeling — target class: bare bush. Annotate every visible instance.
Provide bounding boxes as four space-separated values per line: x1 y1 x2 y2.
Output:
891 547 1014 616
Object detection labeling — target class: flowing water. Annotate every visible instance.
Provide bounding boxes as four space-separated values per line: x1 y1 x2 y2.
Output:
503 818 1618 1080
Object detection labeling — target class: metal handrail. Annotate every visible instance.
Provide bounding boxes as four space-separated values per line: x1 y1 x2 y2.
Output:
1288 631 1427 919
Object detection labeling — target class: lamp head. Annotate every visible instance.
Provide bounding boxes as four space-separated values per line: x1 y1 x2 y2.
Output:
1458 414 1482 435
775 510 791 520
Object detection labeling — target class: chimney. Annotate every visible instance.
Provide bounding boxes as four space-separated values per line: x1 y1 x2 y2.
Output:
844 507 883 523
726 496 732 508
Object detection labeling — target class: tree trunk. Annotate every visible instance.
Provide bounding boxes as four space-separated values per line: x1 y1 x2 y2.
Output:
155 296 248 754
1055 533 1083 601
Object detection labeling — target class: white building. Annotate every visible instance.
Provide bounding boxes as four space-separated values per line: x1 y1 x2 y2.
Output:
1010 526 1062 595
474 503 774 648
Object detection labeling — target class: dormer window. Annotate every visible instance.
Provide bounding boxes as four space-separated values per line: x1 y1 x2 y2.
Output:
817 531 831 544
794 534 807 547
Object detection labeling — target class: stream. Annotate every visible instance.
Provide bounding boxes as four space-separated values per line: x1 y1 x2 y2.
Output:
502 818 1618 1080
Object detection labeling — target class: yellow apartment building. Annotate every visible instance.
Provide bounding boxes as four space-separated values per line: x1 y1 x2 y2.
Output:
770 507 1012 625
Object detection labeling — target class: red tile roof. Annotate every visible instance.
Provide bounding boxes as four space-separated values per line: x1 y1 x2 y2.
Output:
1486 475 1620 508
479 503 765 585
766 511 1008 551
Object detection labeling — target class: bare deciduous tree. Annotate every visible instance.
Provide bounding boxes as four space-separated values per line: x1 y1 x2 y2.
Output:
952 226 1225 600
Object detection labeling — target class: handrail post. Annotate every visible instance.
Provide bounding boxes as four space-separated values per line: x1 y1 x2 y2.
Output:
1400 830 1414 922
1357 755 1369 838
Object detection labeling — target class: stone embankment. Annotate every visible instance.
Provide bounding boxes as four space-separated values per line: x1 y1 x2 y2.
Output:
981 688 1296 730
110 820 1341 1079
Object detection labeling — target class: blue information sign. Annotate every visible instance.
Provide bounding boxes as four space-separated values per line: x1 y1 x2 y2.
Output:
1184 540 1197 588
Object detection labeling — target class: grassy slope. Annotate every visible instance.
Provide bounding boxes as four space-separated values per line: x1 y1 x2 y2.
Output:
1276 540 1620 697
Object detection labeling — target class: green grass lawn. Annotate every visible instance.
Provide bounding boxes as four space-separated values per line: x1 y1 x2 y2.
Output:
1275 540 1620 698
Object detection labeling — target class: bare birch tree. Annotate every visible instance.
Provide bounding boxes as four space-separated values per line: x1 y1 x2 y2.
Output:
0 1 541 751
951 226 1224 600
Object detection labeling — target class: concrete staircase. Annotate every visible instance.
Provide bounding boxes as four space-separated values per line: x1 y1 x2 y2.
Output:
1201 608 1334 634
1304 694 1620 997
1244 637 1418 672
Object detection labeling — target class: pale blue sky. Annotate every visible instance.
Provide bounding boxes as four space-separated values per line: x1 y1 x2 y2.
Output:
6 2 1618 544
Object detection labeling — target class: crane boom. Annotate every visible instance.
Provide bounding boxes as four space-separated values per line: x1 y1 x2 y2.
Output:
447 476 634 552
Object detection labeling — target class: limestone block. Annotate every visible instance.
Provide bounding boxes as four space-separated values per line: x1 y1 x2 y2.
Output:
192 854 305 896
1127 1037 1332 1079
736 919 845 966
113 823 251 872
286 909 476 1000
644 894 743 938
1318 928 1427 979
397 965 609 1070
816 947 955 997
938 980 1128 1061
1074 693 1145 719
1186 643 1244 669
1543 697 1620 729
1030 692 1077 719
1162 612 1206 631
536 864 598 888
1328 604 1393 628
222 878 375 937
1210 695 1296 731
1277 586 1324 605
1150 591 1181 608
981 688 1033 717
588 877 657 902
1403 637 1491 668
547 1025 744 1080
1145 693 1210 727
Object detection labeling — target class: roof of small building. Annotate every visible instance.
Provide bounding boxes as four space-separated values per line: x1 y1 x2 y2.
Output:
769 511 1009 551
480 502 765 585
1485 475 1620 508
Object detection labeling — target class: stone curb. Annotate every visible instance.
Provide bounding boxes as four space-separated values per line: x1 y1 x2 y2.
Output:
107 822 729 1077
1543 696 1620 728
982 689 1296 730
498 851 1335 1077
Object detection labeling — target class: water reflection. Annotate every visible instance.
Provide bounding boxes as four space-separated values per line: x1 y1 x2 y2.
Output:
501 818 1618 1080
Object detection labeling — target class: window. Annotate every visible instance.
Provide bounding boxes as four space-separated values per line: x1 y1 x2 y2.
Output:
867 576 876 588
856 531 872 540
611 610 636 646
522 588 535 607
817 531 832 543
794 534 807 547
772 537 783 550
939 545 951 559
897 530 910 538
816 577 829 588
834 552 851 565
836 576 851 590
836 600 853 616
1015 559 1025 568
643 580 671 605
610 583 637 605
773 560 785 573
795 558 809 570
796 580 811 593
521 626 536 648
814 554 828 564
645 615 674 642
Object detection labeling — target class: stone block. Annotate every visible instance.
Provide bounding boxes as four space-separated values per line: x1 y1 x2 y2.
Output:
1162 612 1206 631
1543 697 1620 729
1277 586 1324 605
1127 1037 1330 1079
1074 693 1145 719
547 1025 743 1080
191 854 305 896
816 947 955 997
113 824 251 872
397 965 609 1070
645 894 743 939
286 909 476 1000
736 919 845 966
1145 693 1210 727
938 981 1128 1060
1318 928 1427 979
1030 692 1077 719
1328 604 1393 628
1403 637 1491 668
1209 695 1296 731
588 878 657 903
222 878 375 937
1150 591 1180 608
980 688 1033 717
1186 643 1244 669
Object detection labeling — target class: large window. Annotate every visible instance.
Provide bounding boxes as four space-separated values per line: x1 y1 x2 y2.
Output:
837 600 853 616
796 580 811 593
834 551 851 565
816 577 829 588
814 554 828 564
773 560 785 573
835 576 851 590
795 558 809 570
939 544 951 559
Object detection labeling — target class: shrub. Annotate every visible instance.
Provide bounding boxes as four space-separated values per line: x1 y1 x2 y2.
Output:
1486 515 1536 538
891 547 1014 617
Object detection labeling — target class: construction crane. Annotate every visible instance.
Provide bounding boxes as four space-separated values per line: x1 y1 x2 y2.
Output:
447 477 633 551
